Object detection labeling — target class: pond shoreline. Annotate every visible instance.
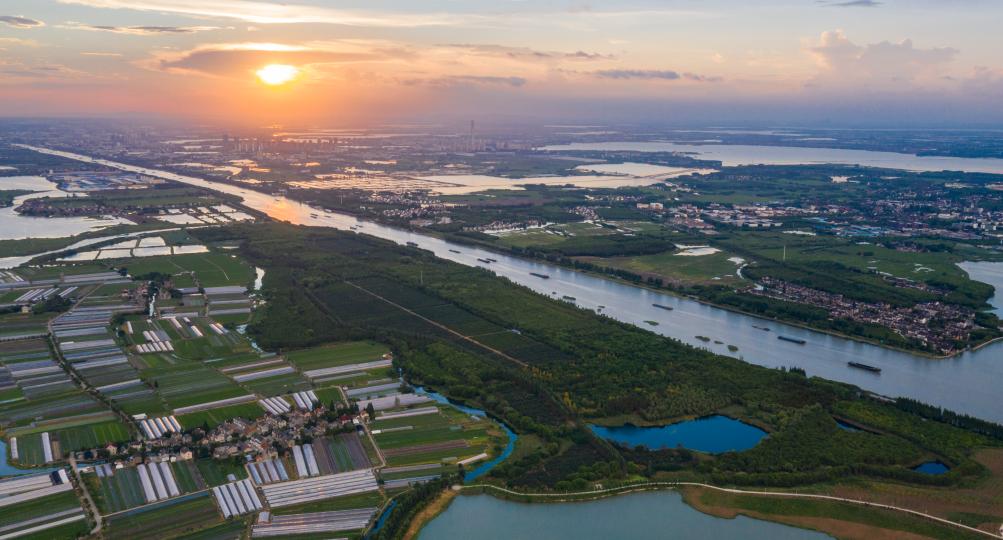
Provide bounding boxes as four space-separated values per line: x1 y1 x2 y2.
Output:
424 481 996 539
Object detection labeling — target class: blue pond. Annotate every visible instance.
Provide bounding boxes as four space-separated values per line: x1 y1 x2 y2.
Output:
912 461 950 475
590 415 767 454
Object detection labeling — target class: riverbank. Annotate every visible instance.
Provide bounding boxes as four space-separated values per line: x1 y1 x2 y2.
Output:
403 488 457 540
454 236 978 360
446 481 997 540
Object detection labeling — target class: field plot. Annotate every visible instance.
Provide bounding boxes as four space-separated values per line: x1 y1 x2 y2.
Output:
104 492 228 540
260 468 379 509
12 418 130 465
124 252 254 289
177 401 263 429
224 358 311 397
286 341 390 372
0 471 87 540
0 311 51 342
579 248 746 286
252 508 376 537
88 465 146 514
146 365 249 410
195 459 247 487
372 404 497 469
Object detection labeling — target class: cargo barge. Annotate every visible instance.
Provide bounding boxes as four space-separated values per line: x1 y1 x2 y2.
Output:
777 335 807 345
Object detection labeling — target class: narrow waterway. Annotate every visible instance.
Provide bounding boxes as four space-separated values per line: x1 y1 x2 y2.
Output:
18 145 1003 423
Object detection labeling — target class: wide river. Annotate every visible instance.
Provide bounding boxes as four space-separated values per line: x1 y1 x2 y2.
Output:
19 145 1003 423
540 141 1003 174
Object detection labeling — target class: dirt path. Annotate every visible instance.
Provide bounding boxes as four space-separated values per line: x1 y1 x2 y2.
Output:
342 281 528 368
68 454 102 535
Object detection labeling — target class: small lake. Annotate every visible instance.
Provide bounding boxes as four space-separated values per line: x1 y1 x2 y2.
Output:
590 415 767 453
419 492 832 540
912 461 950 475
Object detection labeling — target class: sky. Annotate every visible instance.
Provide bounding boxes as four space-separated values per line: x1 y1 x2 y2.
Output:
1 0 1002 127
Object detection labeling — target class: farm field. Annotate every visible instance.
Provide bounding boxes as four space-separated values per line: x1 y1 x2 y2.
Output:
285 341 390 371
146 365 248 410
0 338 113 431
578 248 746 286
195 458 247 487
177 401 264 429
371 403 500 470
104 492 229 540
269 490 384 517
0 488 88 540
123 252 254 288
88 466 146 513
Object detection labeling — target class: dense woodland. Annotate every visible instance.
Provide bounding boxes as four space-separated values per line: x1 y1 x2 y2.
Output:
193 224 1002 499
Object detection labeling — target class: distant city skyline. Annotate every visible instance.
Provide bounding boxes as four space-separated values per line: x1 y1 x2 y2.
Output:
2 0 1002 126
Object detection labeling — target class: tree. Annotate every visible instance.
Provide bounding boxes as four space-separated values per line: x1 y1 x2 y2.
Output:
366 402 376 419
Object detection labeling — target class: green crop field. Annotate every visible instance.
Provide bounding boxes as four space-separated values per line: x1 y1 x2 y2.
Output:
285 341 389 371
172 460 203 492
0 485 81 526
583 248 746 285
237 372 312 397
12 433 47 465
195 459 246 487
148 366 247 409
54 420 132 452
105 493 224 540
123 252 253 288
91 467 147 513
177 402 264 429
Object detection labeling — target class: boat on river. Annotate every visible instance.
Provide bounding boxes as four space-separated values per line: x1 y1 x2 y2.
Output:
652 303 674 311
406 241 418 247
530 272 550 279
448 249 461 254
778 335 806 345
477 258 492 264
848 361 882 373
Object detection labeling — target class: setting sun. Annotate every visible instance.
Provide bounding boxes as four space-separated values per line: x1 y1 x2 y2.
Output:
256 64 299 86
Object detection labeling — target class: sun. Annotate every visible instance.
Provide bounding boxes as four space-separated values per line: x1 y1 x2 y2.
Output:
256 64 299 86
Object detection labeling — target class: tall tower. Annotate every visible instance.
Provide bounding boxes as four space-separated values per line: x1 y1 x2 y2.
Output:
469 120 475 151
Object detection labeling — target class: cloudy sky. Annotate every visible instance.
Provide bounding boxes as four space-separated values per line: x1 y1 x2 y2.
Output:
1 0 1001 126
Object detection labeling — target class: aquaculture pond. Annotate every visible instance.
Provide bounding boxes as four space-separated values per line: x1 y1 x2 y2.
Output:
590 415 767 453
912 461 950 475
